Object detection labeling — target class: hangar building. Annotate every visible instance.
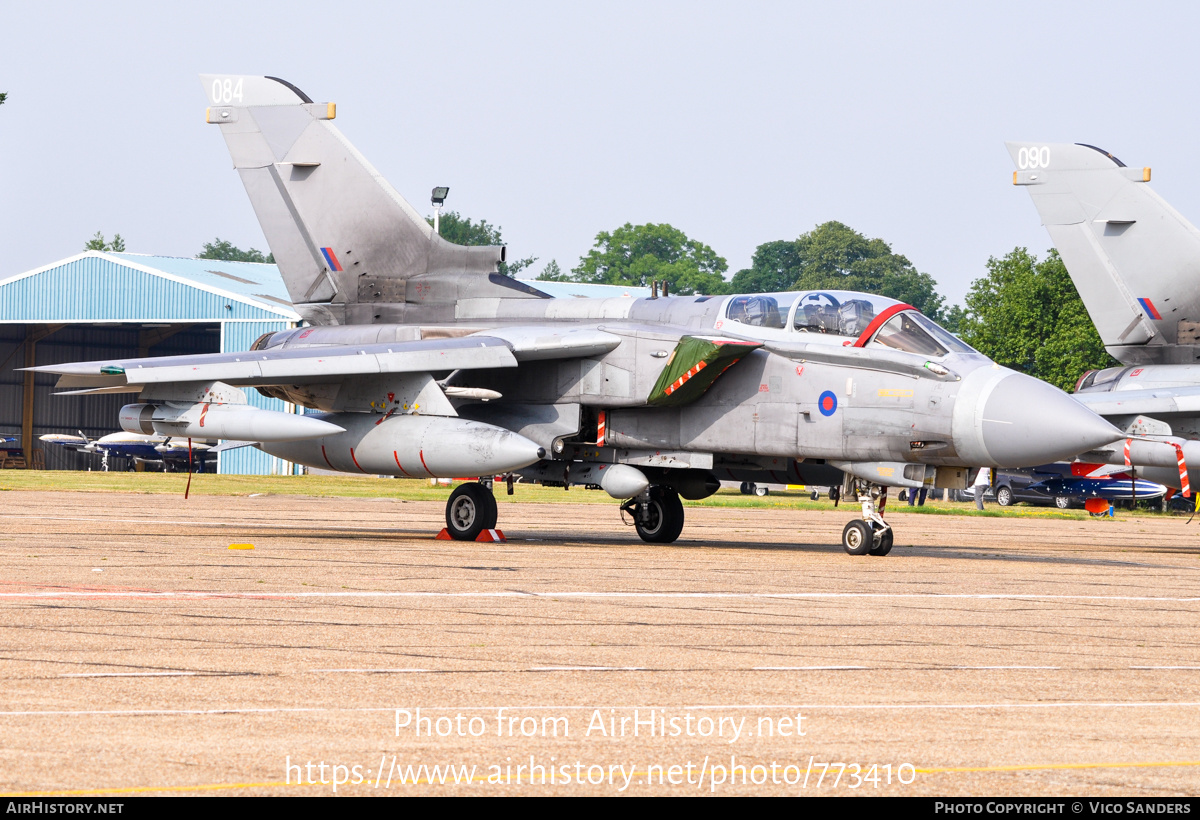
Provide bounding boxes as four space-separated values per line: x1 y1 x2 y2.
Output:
0 251 300 475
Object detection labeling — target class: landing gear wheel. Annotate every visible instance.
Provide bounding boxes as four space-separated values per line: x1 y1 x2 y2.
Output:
842 520 874 555
739 482 753 495
1054 495 1072 510
996 486 1013 507
445 483 498 541
810 490 819 501
754 485 769 497
634 487 685 544
868 527 893 556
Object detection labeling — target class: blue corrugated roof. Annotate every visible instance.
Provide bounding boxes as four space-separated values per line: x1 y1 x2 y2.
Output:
0 252 299 323
110 253 294 305
0 251 651 325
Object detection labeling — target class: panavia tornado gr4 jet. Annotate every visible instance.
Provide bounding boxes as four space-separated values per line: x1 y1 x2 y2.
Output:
29 77 1122 555
1008 141 1200 494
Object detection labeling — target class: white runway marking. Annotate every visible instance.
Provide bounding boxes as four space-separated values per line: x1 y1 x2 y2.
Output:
528 666 648 672
952 666 1060 670
1131 666 1200 670
753 666 869 670
3 590 1199 602
309 668 431 674
4 701 1200 718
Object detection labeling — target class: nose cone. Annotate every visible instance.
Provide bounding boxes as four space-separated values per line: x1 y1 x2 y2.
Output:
978 373 1122 467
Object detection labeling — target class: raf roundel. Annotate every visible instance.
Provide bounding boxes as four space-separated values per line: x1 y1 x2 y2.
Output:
818 390 838 417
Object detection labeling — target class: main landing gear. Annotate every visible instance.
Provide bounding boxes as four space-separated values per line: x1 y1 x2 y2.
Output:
444 482 499 541
841 479 893 556
621 486 685 543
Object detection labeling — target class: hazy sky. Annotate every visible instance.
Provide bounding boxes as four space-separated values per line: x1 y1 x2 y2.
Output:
4 1 1199 306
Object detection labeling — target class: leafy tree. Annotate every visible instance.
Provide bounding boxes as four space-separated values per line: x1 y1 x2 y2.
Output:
568 222 729 296
427 211 535 277
729 221 946 319
939 303 966 335
198 238 274 264
537 259 566 281
85 232 125 252
0 93 6 107
958 248 1116 392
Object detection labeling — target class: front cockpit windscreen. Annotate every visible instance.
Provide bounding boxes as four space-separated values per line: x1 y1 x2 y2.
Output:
870 311 976 357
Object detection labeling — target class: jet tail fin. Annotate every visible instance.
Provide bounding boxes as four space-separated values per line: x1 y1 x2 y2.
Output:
1007 141 1200 364
201 75 534 325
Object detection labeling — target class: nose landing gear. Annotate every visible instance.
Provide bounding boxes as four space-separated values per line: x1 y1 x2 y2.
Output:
840 479 893 556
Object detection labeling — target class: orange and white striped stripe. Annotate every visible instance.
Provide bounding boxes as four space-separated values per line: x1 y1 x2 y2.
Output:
663 360 708 396
597 411 606 446
1172 442 1191 496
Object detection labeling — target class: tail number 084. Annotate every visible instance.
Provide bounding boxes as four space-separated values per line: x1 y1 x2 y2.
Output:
1017 146 1050 169
211 78 244 104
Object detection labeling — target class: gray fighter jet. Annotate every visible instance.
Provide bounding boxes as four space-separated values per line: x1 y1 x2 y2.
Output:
1008 142 1200 492
27 78 1121 555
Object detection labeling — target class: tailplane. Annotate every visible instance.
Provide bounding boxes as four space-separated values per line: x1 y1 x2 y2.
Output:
202 75 542 325
1007 141 1200 364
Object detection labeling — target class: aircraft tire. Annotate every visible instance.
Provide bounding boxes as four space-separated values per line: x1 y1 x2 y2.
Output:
740 482 753 495
868 527 893 556
996 486 1013 507
754 486 769 497
1054 495 1072 510
810 490 819 501
635 487 685 544
445 483 498 541
842 520 873 555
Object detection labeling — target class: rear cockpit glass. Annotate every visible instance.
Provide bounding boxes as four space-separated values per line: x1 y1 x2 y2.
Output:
725 294 786 329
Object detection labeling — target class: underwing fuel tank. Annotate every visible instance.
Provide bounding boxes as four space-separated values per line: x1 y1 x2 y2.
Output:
516 461 650 499
258 413 546 478
120 403 344 442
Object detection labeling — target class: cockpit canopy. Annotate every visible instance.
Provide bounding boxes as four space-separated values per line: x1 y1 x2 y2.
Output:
721 290 974 357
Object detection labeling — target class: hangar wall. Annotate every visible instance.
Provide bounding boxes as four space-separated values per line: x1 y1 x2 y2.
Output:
0 251 300 475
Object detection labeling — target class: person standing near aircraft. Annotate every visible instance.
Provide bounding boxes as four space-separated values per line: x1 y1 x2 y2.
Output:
973 468 990 510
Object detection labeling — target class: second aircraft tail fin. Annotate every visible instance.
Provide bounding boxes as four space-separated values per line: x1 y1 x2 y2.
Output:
1007 141 1200 364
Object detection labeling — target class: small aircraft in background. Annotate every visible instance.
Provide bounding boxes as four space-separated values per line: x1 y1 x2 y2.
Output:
1022 462 1167 507
40 432 214 472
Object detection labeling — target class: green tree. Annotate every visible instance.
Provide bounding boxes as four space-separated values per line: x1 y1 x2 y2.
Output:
427 211 535 277
568 222 729 296
536 259 566 281
729 221 946 319
85 232 125 252
958 248 1115 392
0 93 7 107
197 238 274 264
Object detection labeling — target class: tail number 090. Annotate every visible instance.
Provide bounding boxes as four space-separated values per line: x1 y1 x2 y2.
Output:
1017 146 1050 169
211 78 244 104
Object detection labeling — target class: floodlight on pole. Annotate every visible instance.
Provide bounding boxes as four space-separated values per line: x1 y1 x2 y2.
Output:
431 187 449 235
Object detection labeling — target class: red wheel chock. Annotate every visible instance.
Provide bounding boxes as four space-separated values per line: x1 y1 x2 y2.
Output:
434 528 507 542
